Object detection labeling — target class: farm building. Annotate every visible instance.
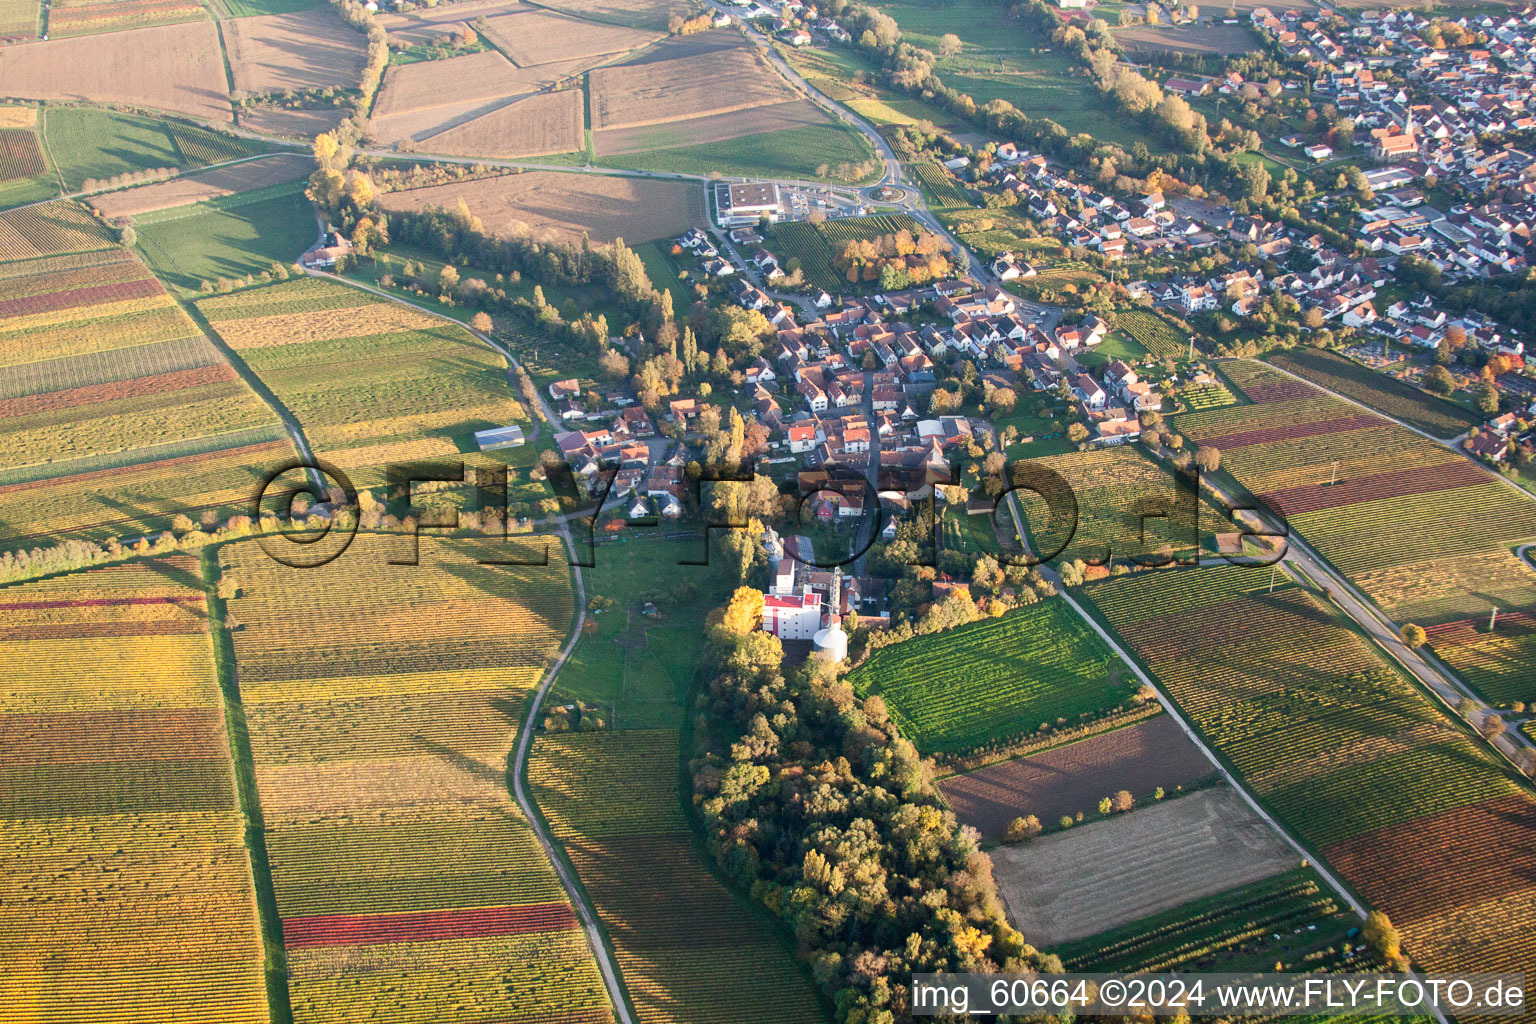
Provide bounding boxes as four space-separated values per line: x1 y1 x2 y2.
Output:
474 425 526 451
716 181 782 227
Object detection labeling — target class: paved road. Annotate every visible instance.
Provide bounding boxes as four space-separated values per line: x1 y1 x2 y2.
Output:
1198 468 1533 765
506 530 636 1024
1231 358 1535 760
304 268 636 1024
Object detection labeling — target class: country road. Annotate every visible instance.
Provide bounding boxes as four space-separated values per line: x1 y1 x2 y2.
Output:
1226 358 1535 761
1198 469 1534 764
720 5 996 283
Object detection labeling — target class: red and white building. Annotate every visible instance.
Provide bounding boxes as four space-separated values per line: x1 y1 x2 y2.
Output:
762 592 822 639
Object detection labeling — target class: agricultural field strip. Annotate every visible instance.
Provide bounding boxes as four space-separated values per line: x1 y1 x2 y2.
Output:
222 535 612 1023
528 729 824 1024
847 599 1133 753
197 277 524 487
1266 349 1476 440
0 558 268 1021
0 250 290 503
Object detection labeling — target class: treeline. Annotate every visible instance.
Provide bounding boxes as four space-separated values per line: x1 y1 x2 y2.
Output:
695 590 1057 1023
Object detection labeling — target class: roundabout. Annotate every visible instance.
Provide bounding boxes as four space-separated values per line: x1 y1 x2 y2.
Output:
866 184 911 205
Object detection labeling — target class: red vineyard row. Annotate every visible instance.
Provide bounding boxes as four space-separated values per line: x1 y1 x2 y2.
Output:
0 594 203 611
282 901 577 949
0 364 236 419
1426 611 1535 643
1240 381 1320 404
0 276 163 319
1258 460 1488 517
1200 413 1381 452
0 707 227 767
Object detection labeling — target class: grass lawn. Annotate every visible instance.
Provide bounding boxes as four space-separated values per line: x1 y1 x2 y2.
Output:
551 537 733 728
638 240 694 311
940 64 1173 155
848 599 1135 753
44 108 181 192
847 95 953 128
596 123 877 183
1077 330 1151 370
136 187 314 294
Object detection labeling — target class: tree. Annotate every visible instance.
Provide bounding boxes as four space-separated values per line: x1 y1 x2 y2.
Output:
1098 796 1113 814
719 587 764 635
1482 713 1507 740
1193 445 1221 472
937 32 961 57
470 311 492 332
1362 910 1402 965
118 225 136 247
312 131 340 171
1423 364 1456 395
1400 623 1427 649
438 265 459 295
1111 789 1133 812
1067 422 1090 443
1003 815 1041 842
1476 383 1500 414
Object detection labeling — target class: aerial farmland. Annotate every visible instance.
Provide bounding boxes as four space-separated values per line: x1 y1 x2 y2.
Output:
1 0 1534 1019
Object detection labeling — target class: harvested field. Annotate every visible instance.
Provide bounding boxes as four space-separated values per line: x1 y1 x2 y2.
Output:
991 787 1299 945
239 104 346 138
534 0 688 30
88 153 311 219
419 91 583 159
377 0 523 46
375 171 703 244
1114 22 1257 53
0 22 231 123
371 51 588 143
594 98 826 157
375 50 549 120
589 35 794 130
479 9 658 66
222 8 368 95
0 107 37 128
939 716 1216 839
